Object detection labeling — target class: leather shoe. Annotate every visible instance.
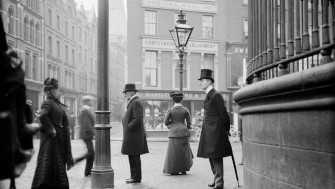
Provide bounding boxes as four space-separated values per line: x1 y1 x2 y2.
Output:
126 179 141 183
208 183 215 187
213 186 223 189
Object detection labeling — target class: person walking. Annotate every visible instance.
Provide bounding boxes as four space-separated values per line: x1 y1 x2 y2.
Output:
163 92 193 175
78 95 95 177
121 84 149 184
197 69 232 189
68 112 76 140
31 78 74 189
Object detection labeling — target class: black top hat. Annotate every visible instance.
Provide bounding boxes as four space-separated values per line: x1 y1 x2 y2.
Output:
170 92 184 98
198 69 214 83
122 83 138 93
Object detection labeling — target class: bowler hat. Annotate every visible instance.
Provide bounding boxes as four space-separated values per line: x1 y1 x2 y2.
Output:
122 83 138 93
170 92 183 98
198 69 214 83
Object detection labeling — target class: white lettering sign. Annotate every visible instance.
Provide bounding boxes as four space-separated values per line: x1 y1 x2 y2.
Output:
142 0 217 13
142 38 218 52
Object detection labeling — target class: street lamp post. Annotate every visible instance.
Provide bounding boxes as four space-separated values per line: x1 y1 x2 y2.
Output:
169 10 194 93
91 0 114 188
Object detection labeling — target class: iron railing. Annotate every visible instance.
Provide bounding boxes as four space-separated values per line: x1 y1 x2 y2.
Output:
247 0 335 83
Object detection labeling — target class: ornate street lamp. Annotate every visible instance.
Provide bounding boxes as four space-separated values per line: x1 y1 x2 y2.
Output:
169 10 194 93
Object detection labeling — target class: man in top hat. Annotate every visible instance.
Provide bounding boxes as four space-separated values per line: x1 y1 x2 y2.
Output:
197 69 232 189
121 84 149 184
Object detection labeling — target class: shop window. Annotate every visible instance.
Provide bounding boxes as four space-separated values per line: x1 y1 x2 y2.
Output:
143 100 172 130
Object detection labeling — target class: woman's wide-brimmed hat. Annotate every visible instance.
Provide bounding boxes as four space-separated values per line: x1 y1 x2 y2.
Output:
43 78 59 91
122 83 138 93
198 69 214 83
170 92 184 98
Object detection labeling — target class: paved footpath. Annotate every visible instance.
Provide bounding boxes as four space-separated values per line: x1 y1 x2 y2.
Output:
3 124 244 189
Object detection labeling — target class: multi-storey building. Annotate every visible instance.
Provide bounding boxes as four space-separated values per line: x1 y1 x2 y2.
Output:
109 0 126 122
1 0 45 113
127 0 248 129
108 37 125 122
1 0 98 115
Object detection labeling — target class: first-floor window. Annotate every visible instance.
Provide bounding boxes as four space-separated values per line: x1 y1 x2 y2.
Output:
32 54 37 80
144 51 158 87
25 51 30 78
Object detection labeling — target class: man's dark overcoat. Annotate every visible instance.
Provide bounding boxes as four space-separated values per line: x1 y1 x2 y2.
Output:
31 98 73 189
121 96 149 155
79 108 94 140
197 88 232 158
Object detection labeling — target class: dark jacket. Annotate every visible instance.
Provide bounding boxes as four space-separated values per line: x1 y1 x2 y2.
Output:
197 88 232 158
164 105 191 138
79 108 94 140
32 98 73 189
121 96 149 155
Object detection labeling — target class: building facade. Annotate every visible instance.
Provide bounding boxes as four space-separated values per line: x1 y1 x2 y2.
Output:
1 0 98 116
1 0 45 113
127 0 248 130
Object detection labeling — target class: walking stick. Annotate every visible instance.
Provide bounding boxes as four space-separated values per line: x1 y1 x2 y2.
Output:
231 146 241 187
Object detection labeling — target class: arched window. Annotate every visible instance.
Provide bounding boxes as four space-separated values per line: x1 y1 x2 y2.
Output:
8 7 14 34
24 16 29 41
35 23 39 46
30 19 34 44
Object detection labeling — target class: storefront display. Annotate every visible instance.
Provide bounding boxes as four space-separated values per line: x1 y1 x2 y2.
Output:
138 90 231 131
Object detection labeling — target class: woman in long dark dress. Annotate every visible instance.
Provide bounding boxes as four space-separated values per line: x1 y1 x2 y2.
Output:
163 92 193 175
31 78 74 189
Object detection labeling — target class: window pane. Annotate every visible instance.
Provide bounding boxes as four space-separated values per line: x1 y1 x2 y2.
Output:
145 11 156 35
202 15 213 39
144 51 157 87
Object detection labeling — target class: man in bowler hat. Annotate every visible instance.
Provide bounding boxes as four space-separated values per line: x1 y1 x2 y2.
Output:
197 69 232 189
121 84 149 183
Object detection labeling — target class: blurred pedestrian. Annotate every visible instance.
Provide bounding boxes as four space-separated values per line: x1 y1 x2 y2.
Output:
197 69 232 189
78 95 95 177
25 100 34 124
121 84 149 184
68 112 76 140
31 78 74 189
163 92 193 175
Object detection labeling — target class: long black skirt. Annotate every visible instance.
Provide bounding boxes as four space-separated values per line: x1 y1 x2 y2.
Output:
31 126 69 189
163 137 193 174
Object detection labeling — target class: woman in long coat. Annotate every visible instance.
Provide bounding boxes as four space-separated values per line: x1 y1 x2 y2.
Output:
31 78 74 189
163 92 193 175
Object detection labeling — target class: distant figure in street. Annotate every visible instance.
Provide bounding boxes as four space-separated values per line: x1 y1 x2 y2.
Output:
68 112 76 140
121 84 149 184
197 69 232 189
163 92 193 175
31 78 74 189
78 95 95 177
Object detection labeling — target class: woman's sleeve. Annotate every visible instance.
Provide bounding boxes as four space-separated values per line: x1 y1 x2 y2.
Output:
185 108 191 129
164 108 172 126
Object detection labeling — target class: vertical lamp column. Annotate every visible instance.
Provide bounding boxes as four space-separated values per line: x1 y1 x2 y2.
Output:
91 0 114 188
169 10 193 93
